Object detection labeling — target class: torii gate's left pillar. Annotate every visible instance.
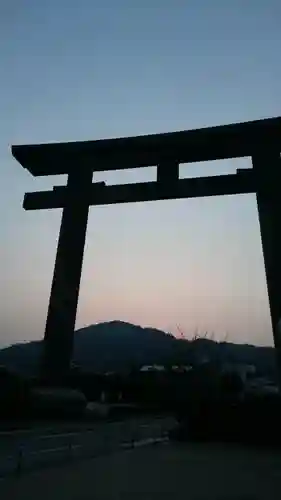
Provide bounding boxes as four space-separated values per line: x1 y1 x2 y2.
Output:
40 168 93 384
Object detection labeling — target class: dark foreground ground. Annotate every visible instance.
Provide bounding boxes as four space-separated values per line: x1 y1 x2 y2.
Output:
1 440 281 500
0 415 173 477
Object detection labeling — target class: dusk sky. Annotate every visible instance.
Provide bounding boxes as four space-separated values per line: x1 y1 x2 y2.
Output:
1 1 281 348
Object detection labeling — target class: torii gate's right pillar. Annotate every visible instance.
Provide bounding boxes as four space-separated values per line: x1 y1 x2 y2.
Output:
253 148 281 387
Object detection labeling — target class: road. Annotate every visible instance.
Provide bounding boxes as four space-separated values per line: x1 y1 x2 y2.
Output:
2 441 281 500
0 415 174 478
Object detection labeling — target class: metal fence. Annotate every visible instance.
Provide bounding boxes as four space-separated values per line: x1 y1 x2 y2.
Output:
0 416 174 480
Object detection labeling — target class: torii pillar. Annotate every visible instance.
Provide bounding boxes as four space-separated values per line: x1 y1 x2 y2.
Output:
40 168 93 384
253 148 281 385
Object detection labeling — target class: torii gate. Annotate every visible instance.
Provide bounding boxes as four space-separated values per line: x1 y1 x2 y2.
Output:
11 117 281 385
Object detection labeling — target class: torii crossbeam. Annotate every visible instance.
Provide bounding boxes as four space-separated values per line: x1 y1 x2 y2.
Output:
11 116 281 385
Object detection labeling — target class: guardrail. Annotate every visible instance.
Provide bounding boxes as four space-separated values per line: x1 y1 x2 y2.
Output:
0 416 174 480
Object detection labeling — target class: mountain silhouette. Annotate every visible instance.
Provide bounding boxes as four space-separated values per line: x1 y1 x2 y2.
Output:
0 321 277 378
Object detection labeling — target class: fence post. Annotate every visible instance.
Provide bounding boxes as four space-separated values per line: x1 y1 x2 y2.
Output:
16 446 23 477
131 421 137 448
68 439 73 460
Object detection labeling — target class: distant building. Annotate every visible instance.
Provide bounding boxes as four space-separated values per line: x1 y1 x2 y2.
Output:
140 365 165 372
140 365 192 373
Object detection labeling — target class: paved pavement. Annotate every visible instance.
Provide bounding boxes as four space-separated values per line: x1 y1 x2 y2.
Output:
1 441 281 500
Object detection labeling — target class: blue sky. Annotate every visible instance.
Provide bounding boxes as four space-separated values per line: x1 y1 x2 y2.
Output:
0 1 280 348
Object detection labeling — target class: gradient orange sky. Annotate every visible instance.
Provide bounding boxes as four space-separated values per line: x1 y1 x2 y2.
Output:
1 1 280 348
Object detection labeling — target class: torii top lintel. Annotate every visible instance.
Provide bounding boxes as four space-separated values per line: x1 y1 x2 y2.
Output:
11 116 281 177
